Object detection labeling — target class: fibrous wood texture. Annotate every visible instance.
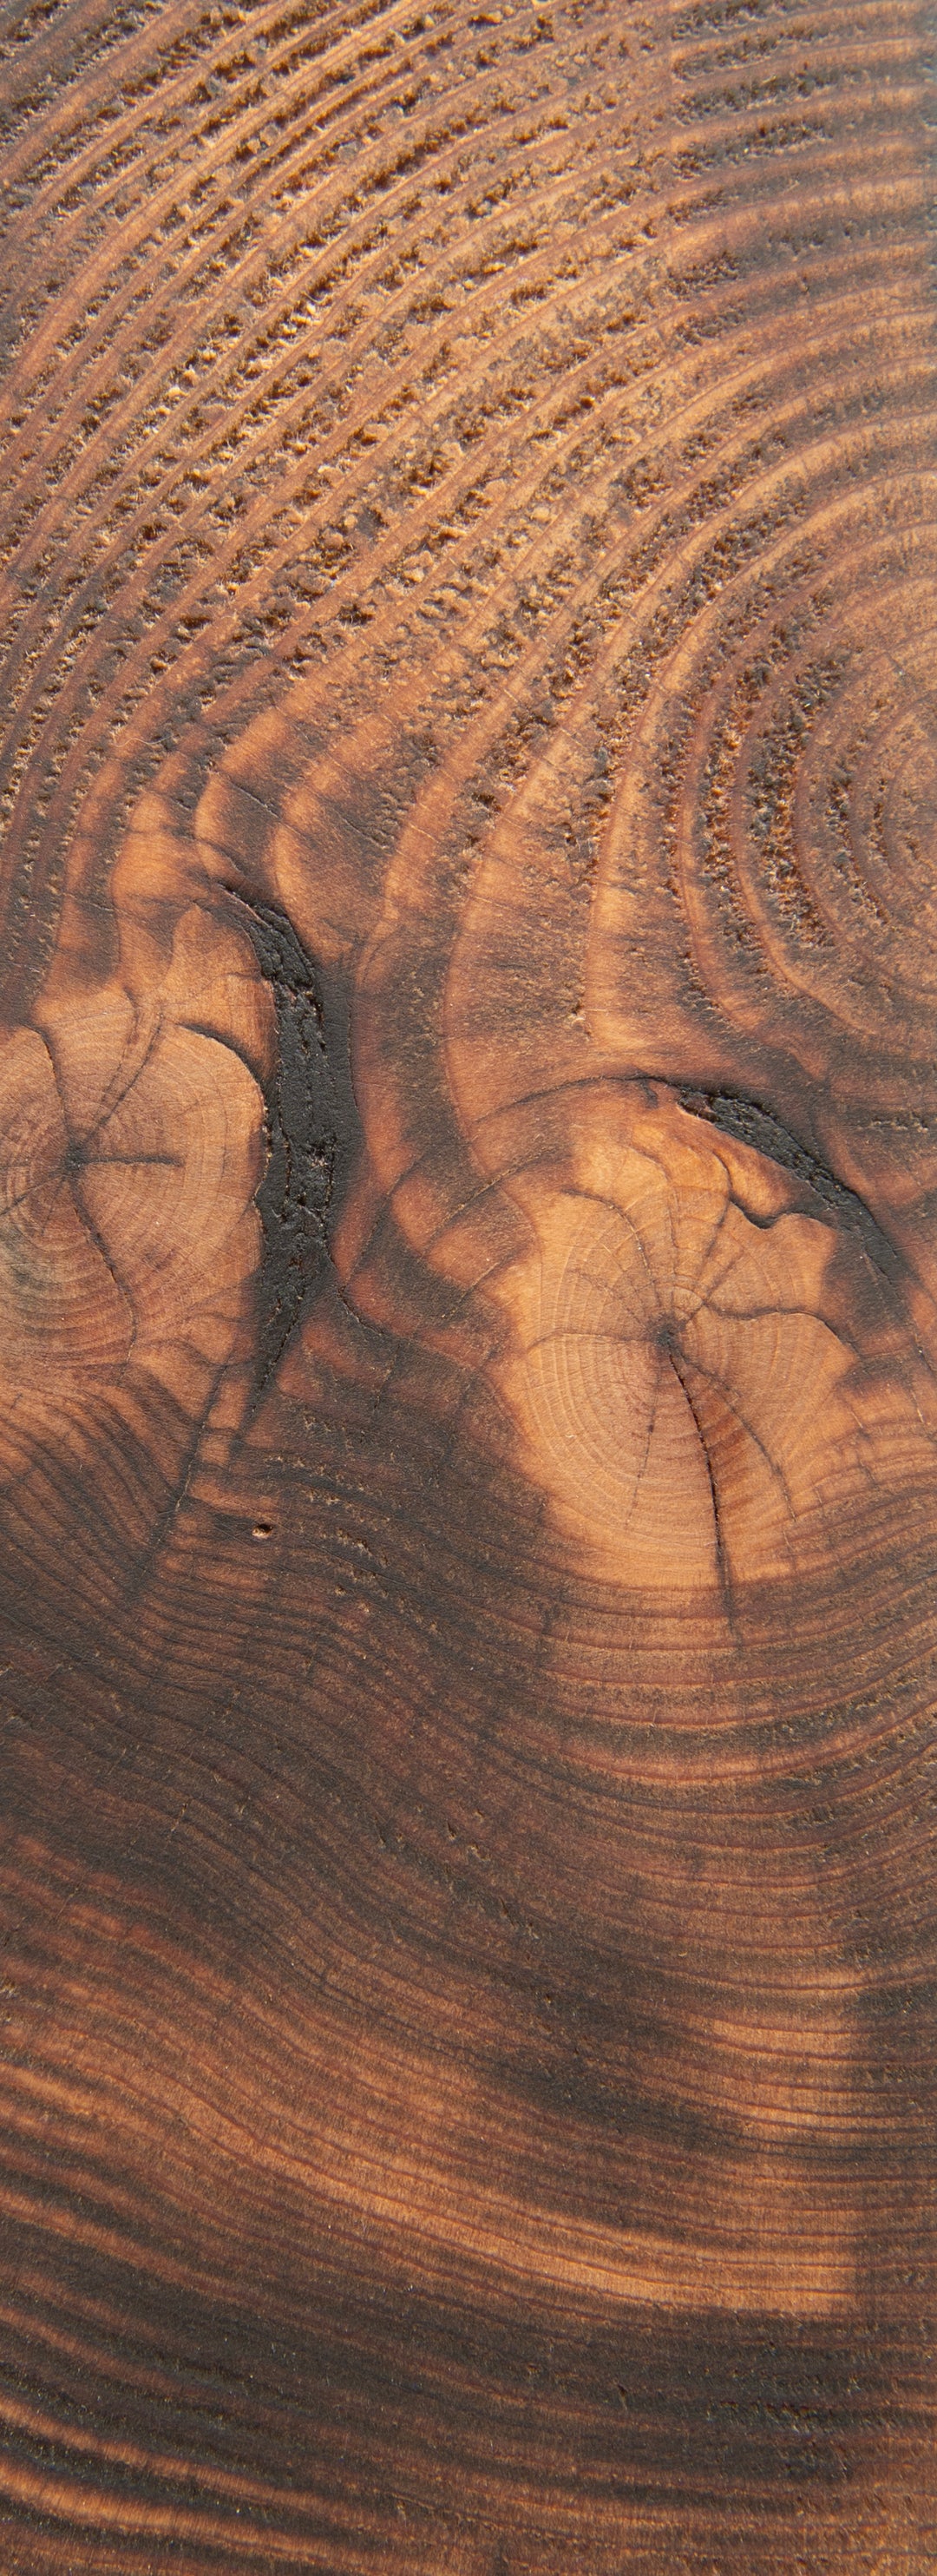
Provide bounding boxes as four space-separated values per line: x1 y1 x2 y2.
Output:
1 0 936 2566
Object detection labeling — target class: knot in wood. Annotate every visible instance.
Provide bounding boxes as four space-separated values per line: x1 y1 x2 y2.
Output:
487 1082 929 1602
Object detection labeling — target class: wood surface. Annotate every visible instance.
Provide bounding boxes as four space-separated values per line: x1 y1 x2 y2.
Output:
1 0 936 2566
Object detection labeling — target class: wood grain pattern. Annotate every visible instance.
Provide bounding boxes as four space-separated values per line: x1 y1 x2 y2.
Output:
1 0 936 2566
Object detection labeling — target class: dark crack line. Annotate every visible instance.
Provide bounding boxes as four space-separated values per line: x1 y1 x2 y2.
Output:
676 1345 796 1517
677 1087 903 1292
554 1247 657 1337
704 1298 858 1359
61 1012 165 1158
621 1346 665 1535
0 1168 68 1226
68 1168 138 1355
666 1348 738 1640
38 1035 139 1349
124 1360 227 1604
574 1185 664 1317
687 1187 734 1305
681 1230 753 1330
523 1325 658 1353
722 1182 798 1236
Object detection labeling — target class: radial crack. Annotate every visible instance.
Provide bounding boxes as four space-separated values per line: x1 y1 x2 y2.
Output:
666 1345 738 1635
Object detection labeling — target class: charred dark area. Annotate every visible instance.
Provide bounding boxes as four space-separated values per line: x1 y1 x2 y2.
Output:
231 893 357 1393
678 1088 904 1290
